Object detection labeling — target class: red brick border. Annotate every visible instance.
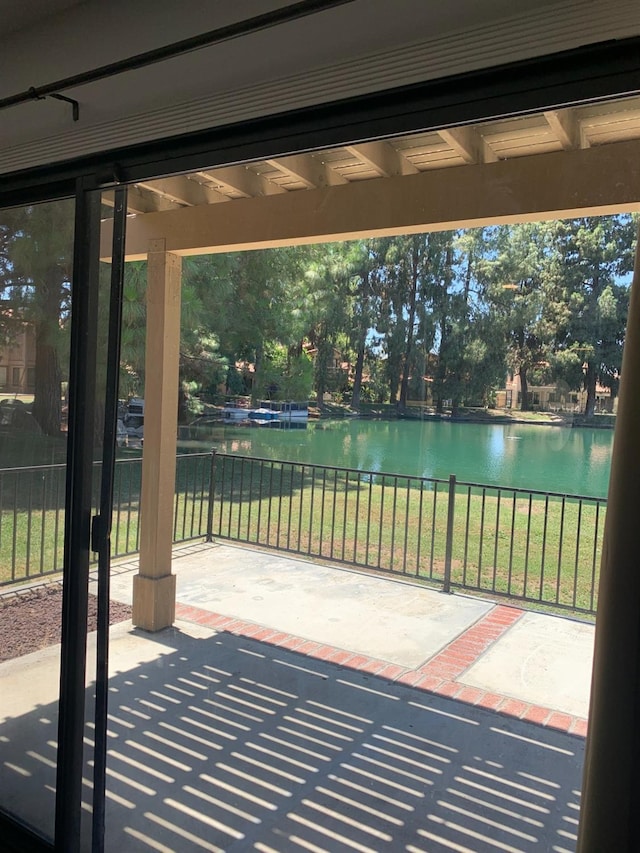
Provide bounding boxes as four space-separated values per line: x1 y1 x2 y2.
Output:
174 602 587 737
416 605 522 682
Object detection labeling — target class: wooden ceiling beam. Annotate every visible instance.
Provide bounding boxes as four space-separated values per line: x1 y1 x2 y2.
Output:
438 127 478 163
264 153 348 188
543 109 581 150
135 176 228 207
103 186 183 214
481 137 499 163
200 165 286 198
345 141 418 177
438 126 499 164
580 123 592 150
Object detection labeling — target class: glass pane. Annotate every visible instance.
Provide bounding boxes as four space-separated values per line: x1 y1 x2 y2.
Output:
101 94 640 849
0 197 75 841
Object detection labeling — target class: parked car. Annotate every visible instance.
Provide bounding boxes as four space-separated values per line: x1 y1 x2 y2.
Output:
123 397 144 444
0 398 41 433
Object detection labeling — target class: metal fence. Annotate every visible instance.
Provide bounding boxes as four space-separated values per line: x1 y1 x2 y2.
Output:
207 453 606 615
0 453 211 587
1 450 606 615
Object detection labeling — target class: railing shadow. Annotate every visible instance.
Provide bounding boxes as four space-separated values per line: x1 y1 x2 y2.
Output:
0 624 584 851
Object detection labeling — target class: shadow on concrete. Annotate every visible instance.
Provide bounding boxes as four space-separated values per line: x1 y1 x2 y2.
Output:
0 625 583 851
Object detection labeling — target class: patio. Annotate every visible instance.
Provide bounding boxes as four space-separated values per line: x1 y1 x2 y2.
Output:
0 543 592 850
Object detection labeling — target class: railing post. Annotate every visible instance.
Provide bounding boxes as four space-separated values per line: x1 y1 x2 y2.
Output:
443 474 456 594
206 449 217 542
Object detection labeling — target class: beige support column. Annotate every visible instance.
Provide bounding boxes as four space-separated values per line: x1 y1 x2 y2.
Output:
132 239 181 631
578 231 640 851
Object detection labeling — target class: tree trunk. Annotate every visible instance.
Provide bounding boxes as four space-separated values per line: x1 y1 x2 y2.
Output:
584 362 597 417
389 372 399 408
351 341 365 409
351 272 370 410
519 368 530 411
177 381 188 424
32 332 61 435
463 250 473 303
316 371 326 406
32 271 63 436
313 327 330 406
435 333 448 414
433 243 454 414
399 246 420 409
252 341 263 405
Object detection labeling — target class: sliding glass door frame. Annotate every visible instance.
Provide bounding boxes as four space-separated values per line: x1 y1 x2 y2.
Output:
55 180 129 852
0 35 638 852
0 178 128 853
54 179 103 850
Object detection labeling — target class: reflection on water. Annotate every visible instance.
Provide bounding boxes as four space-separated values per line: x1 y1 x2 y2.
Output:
183 419 613 497
487 426 507 481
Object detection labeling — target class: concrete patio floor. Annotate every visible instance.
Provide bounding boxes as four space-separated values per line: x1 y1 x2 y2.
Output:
109 541 595 729
2 620 585 852
0 542 593 850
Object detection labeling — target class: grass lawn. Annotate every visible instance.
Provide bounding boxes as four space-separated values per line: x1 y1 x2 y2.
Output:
1 451 604 617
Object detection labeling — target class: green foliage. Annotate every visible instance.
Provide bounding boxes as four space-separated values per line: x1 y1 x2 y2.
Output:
547 215 635 414
2 204 634 434
0 200 74 434
252 342 314 401
118 216 634 417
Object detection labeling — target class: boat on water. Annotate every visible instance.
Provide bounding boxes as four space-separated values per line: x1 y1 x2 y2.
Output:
222 406 251 421
248 401 309 422
221 399 253 421
222 399 309 422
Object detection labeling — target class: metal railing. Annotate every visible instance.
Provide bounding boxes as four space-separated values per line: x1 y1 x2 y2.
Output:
207 453 606 615
1 450 606 615
0 453 211 587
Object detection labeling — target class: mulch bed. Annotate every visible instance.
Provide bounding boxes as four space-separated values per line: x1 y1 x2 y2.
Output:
0 584 132 663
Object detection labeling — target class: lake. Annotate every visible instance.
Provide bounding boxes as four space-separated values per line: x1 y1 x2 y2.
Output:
184 418 614 498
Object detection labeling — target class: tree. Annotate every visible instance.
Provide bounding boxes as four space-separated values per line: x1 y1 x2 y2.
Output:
302 243 353 404
0 200 74 434
118 261 147 398
549 216 635 416
119 258 231 420
480 224 553 411
429 234 459 412
178 275 229 420
388 235 433 409
345 242 382 409
183 247 311 403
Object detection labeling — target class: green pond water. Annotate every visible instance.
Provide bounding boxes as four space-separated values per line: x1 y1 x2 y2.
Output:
186 419 614 498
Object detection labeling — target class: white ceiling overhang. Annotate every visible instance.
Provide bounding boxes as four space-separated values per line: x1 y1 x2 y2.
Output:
1 0 639 176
